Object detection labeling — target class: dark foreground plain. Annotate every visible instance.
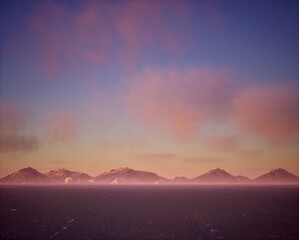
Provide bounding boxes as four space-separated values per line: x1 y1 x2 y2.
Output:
0 185 298 240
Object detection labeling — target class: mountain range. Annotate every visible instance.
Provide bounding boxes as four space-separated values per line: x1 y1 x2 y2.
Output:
45 169 93 183
0 167 298 184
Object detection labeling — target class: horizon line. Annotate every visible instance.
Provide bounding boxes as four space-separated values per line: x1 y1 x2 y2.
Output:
2 166 298 181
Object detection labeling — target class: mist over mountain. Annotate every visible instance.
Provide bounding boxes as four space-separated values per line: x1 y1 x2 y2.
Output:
0 167 298 184
173 176 191 183
235 175 253 183
159 176 192 184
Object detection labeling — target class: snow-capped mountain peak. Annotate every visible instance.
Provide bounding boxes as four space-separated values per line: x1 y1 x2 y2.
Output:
269 168 289 176
46 168 72 177
95 167 165 184
192 168 235 183
45 168 93 183
17 167 39 175
207 168 229 175
103 167 134 175
0 167 49 184
255 168 299 183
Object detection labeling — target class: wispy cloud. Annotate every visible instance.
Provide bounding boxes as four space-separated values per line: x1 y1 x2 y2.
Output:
0 135 39 153
13 1 191 79
135 153 176 162
44 112 78 144
126 66 237 141
98 135 147 154
0 101 40 153
204 135 240 152
233 83 299 145
0 101 30 135
125 66 299 146
236 150 263 159
181 157 225 164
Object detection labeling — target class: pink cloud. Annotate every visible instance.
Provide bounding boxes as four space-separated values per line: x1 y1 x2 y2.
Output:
112 1 190 58
134 153 176 162
126 67 299 145
0 101 40 153
181 157 225 164
205 135 240 152
233 84 299 144
0 101 30 135
236 150 263 159
127 67 236 141
98 135 147 154
13 1 191 79
45 112 78 144
0 135 39 153
204 135 265 157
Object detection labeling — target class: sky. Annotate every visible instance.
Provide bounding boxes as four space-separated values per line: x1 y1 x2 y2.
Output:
0 0 298 179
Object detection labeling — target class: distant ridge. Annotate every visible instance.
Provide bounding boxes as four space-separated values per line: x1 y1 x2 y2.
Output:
0 167 298 184
173 176 191 183
235 175 252 183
